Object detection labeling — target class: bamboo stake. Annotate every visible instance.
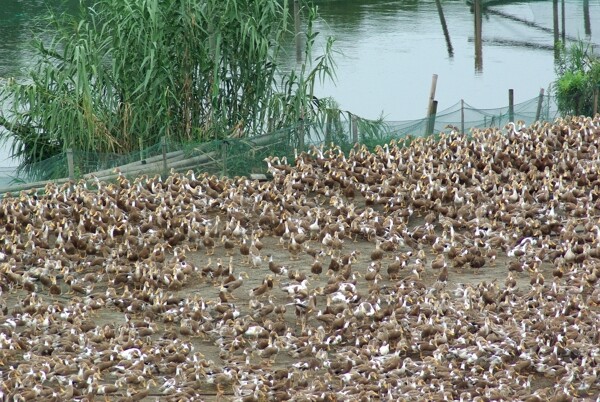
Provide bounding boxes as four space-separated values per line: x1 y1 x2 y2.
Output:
427 74 438 120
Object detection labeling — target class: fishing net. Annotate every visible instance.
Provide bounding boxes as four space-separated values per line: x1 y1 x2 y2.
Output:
0 93 560 193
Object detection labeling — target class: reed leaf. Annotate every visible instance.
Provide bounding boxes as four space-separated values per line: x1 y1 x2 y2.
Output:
0 0 344 179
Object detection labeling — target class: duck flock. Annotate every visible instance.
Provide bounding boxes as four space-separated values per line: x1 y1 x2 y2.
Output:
1 115 600 401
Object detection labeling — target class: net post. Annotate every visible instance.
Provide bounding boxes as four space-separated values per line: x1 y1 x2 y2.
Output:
161 136 168 176
508 89 514 123
535 88 545 122
221 140 228 178
427 100 438 135
427 74 438 119
460 99 465 135
139 137 144 162
67 149 74 180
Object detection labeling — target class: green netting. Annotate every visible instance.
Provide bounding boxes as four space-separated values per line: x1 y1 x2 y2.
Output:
0 93 561 192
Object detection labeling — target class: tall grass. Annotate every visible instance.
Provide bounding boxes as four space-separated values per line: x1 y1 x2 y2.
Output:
0 0 337 178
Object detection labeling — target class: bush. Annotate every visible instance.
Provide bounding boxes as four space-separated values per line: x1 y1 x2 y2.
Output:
554 41 600 117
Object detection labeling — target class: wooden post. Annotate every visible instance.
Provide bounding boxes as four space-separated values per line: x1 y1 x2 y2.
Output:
297 119 305 151
535 88 545 122
67 149 74 180
474 0 483 73
294 0 302 63
435 0 453 58
427 74 438 120
583 0 591 37
325 113 332 145
428 101 438 135
553 0 559 60
351 114 358 144
221 140 227 177
508 89 514 122
460 99 465 135
593 89 598 116
560 0 565 44
139 137 144 162
161 136 168 176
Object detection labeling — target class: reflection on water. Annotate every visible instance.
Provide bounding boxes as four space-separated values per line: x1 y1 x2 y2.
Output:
296 0 600 120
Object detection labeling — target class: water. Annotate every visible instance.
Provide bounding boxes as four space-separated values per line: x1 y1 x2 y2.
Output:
0 0 599 172
0 0 83 175
302 0 600 120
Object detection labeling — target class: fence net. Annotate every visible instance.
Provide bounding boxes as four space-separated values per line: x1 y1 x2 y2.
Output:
0 92 560 193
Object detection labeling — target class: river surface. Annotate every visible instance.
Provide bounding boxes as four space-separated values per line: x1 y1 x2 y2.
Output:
1 0 599 170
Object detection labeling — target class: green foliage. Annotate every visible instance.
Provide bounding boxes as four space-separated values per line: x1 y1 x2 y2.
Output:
554 41 600 117
0 0 338 179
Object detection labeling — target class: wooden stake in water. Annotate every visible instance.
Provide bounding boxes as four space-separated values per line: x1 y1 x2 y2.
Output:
474 0 483 72
583 0 591 36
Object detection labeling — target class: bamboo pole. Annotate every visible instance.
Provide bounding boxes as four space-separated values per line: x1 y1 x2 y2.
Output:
535 88 545 122
508 89 514 122
427 74 438 120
